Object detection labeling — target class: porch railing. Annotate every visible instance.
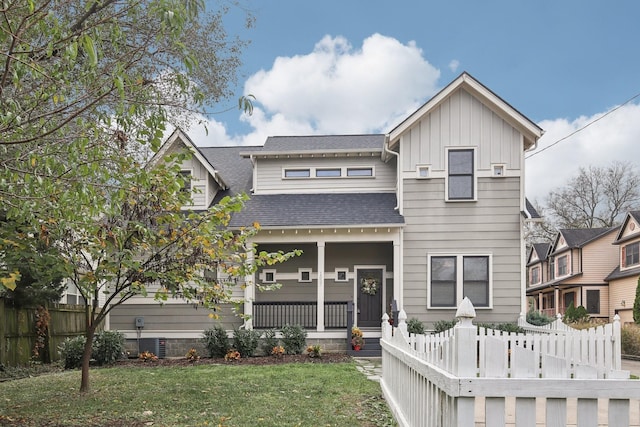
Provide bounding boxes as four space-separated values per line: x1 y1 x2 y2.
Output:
252 301 348 329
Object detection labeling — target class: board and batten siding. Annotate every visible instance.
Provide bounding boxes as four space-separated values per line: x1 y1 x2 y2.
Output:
400 88 523 173
401 177 523 326
253 156 396 194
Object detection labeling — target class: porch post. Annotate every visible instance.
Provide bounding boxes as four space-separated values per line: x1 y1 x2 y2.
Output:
393 236 401 311
317 241 325 332
244 247 255 329
554 287 560 316
538 292 543 313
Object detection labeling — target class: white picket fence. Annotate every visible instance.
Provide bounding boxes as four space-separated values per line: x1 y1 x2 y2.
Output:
380 298 640 427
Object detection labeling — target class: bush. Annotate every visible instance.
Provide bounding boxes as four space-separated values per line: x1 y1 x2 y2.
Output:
280 324 307 355
526 310 554 326
622 324 640 356
477 322 524 334
202 325 230 358
59 335 86 369
233 328 261 357
92 330 125 365
433 319 457 333
261 328 279 356
564 303 589 324
407 318 425 335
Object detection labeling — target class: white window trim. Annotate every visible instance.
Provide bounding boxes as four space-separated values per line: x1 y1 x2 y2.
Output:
262 269 277 283
416 164 431 179
555 253 570 278
427 253 493 309
491 163 506 178
298 268 313 283
622 241 640 270
445 147 477 202
282 166 375 179
335 268 349 282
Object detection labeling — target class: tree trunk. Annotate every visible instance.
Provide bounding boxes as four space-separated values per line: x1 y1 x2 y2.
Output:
79 324 96 393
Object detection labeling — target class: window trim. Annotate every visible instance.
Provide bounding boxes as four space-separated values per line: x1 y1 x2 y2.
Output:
315 168 342 178
283 168 311 178
416 165 431 179
530 265 541 285
427 253 492 309
491 164 506 178
622 241 640 269
556 254 569 277
262 269 276 283
335 268 349 282
282 166 375 179
445 147 477 202
179 169 192 193
298 268 312 283
346 167 374 177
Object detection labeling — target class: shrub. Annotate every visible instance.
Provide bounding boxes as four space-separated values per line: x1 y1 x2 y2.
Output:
233 328 261 358
526 310 554 326
306 345 322 358
224 349 240 361
92 330 125 365
433 319 457 333
185 348 200 361
261 328 279 356
564 303 589 324
477 322 524 334
280 324 307 355
59 335 86 369
202 325 230 358
407 318 425 335
622 324 640 356
271 345 285 357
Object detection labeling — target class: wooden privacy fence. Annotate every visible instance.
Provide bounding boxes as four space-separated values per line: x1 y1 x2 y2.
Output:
0 299 87 366
381 297 640 427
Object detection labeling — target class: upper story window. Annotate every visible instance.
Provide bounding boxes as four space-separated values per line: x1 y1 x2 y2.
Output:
556 254 569 277
530 266 540 285
446 148 475 201
623 241 640 268
179 170 192 193
283 166 374 179
284 169 311 178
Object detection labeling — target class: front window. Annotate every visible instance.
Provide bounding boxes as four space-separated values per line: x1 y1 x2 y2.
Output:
624 242 640 268
557 255 568 277
179 170 192 193
429 254 491 308
530 266 540 285
447 148 475 200
586 290 600 314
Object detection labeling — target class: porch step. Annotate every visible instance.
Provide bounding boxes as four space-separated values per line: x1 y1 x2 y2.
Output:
348 337 381 357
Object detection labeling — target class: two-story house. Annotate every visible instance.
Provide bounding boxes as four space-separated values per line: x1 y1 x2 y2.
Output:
108 72 544 356
526 227 618 320
606 211 640 324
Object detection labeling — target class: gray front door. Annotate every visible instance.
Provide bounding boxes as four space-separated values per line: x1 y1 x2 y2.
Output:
357 268 383 327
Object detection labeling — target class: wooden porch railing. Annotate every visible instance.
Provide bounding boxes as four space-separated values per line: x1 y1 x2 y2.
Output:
252 301 348 329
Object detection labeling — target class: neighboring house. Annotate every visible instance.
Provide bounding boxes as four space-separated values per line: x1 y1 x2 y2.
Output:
606 211 640 324
109 72 544 355
526 227 618 320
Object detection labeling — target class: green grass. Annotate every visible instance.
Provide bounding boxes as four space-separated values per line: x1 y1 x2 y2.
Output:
0 362 396 427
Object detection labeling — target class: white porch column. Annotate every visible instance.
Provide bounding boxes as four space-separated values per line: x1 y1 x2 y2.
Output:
317 241 325 332
243 247 255 329
553 287 560 316
393 234 402 312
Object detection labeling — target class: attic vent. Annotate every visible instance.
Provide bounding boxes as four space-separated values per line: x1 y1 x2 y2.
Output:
138 338 166 358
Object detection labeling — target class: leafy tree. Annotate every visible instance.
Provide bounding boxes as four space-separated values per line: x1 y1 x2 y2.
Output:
545 161 640 229
634 276 640 324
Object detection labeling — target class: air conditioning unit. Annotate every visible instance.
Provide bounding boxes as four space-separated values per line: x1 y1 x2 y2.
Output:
137 338 166 359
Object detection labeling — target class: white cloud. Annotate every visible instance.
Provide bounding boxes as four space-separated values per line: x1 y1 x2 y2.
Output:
449 59 460 72
525 102 640 203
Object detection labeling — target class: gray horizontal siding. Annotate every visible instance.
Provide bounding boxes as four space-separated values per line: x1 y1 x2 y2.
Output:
109 304 242 332
401 177 523 326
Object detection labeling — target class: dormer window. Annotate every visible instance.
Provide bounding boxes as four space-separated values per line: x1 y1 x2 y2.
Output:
623 241 640 268
179 170 192 193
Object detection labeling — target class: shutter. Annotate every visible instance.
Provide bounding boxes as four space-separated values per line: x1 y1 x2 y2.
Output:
622 246 626 268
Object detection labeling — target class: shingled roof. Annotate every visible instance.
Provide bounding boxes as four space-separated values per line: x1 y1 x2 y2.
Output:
558 227 618 249
242 134 386 156
228 193 404 228
198 146 255 204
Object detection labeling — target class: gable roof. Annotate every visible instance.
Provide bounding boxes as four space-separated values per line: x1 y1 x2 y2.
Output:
198 146 256 204
228 193 404 229
240 134 385 158
523 199 541 220
528 243 550 265
150 128 228 190
613 210 640 244
550 227 618 255
387 72 543 151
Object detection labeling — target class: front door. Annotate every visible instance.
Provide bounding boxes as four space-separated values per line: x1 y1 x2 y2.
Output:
356 268 384 327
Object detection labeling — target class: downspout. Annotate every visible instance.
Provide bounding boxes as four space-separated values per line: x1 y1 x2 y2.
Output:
383 135 400 211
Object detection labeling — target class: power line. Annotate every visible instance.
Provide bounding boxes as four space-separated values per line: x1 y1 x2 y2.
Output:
525 92 640 160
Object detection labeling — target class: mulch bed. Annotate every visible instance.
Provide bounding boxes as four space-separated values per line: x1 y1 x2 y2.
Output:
114 352 352 368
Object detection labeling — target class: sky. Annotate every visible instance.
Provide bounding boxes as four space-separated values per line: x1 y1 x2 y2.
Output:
190 1 640 203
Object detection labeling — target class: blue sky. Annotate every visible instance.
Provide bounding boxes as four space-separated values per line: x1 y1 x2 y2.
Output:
193 1 640 202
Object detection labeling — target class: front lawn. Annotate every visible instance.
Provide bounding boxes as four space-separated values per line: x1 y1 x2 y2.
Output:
0 361 396 426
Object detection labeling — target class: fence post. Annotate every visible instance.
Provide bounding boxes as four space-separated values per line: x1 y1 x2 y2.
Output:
613 314 621 371
381 313 392 339
396 308 408 339
454 297 476 427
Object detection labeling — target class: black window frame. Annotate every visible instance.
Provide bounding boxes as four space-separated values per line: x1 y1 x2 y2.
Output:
447 148 475 200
